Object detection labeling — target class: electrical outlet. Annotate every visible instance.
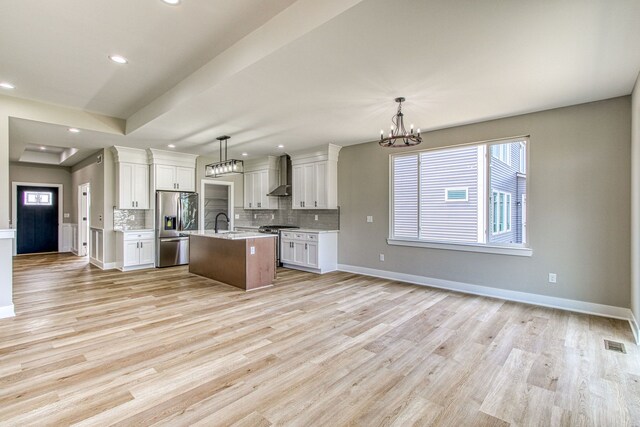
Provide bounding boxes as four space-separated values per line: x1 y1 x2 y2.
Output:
271 214 275 220
548 273 557 283
314 215 318 221
64 213 70 218
367 216 373 223
254 214 257 219
234 214 239 219
250 246 255 255
379 254 385 261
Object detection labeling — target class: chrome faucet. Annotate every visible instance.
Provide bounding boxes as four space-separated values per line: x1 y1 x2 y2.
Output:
214 212 230 233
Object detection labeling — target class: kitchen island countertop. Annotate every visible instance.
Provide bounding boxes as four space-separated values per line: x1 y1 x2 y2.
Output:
182 230 274 240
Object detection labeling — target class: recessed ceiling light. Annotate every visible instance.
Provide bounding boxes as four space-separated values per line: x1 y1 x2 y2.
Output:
162 0 181 5
0 82 15 89
40 146 46 150
241 152 248 156
168 144 176 148
277 144 284 148
109 55 128 64
68 128 80 133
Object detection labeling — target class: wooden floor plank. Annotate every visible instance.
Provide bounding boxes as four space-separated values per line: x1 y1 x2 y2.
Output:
0 253 637 426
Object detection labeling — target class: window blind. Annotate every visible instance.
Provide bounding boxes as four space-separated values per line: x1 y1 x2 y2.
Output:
392 154 419 238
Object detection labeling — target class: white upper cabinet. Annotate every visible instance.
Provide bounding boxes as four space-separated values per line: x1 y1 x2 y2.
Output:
243 156 279 210
111 147 150 209
175 166 195 192
147 149 198 192
290 144 341 210
155 164 176 191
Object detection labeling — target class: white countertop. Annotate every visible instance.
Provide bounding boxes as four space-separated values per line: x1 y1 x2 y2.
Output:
115 229 154 233
183 230 276 240
0 229 16 239
286 228 339 233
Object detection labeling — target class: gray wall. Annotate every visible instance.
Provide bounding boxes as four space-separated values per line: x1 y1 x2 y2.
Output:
9 162 73 224
632 74 640 326
338 96 631 308
71 151 104 227
70 149 116 264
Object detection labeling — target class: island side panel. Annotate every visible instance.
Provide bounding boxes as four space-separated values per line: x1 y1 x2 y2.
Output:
189 235 247 289
245 236 276 290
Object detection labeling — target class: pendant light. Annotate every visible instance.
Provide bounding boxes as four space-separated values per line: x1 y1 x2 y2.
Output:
205 135 244 177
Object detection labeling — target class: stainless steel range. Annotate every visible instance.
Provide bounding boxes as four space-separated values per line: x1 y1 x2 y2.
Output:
258 225 299 266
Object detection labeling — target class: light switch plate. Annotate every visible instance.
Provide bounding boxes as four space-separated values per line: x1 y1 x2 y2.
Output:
367 216 373 223
250 246 255 255
234 214 239 219
63 213 70 218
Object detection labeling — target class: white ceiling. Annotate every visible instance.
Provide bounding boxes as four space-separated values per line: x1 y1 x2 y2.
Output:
3 0 640 165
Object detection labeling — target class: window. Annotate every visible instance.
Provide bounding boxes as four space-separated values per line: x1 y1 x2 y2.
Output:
24 191 52 206
491 143 511 165
390 137 528 250
445 187 468 202
491 190 511 234
519 142 526 173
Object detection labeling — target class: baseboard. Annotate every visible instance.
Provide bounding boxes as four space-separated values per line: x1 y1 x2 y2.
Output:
0 304 15 319
89 258 116 270
338 264 634 323
630 312 640 345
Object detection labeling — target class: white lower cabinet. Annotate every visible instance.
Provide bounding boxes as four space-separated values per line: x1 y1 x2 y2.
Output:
116 231 155 271
280 231 337 274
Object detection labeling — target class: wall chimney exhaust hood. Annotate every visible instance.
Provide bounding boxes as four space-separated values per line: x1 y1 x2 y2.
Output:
267 155 291 197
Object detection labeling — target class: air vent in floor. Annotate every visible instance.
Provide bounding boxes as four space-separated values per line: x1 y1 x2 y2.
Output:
604 339 626 354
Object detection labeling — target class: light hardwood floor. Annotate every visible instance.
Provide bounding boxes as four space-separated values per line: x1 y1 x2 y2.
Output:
0 253 638 426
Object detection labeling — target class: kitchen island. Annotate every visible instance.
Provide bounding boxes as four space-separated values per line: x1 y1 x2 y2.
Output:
184 231 276 291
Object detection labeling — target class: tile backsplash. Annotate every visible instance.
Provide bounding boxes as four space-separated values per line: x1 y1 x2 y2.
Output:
234 197 339 230
113 209 149 230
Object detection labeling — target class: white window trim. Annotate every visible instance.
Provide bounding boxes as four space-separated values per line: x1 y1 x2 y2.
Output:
491 190 512 235
24 191 53 206
388 136 530 255
444 187 469 202
387 238 532 257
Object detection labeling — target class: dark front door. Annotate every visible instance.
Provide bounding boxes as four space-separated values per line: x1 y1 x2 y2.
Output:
17 186 59 254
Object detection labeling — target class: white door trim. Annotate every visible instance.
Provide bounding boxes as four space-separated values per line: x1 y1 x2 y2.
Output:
11 182 64 255
199 179 234 231
78 182 90 257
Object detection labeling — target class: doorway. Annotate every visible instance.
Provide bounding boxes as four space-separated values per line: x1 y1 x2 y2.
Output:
78 183 91 257
15 185 59 254
200 179 234 231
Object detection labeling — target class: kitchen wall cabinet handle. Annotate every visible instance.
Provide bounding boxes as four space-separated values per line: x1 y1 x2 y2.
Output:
315 201 317 207
305 243 307 250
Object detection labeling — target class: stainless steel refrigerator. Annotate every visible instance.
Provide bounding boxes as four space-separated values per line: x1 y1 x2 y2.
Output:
156 191 199 267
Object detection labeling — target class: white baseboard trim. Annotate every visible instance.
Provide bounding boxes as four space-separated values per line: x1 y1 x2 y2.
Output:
0 304 15 319
89 258 116 270
338 264 635 324
630 312 640 345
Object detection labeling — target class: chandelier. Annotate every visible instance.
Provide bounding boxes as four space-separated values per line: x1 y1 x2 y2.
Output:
379 97 422 148
205 135 244 177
